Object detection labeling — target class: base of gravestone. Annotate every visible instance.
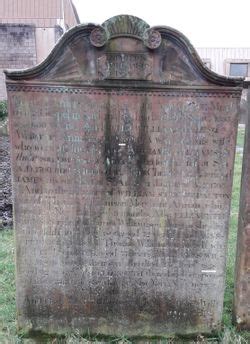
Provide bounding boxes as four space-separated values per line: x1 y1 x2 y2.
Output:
19 327 221 344
21 334 218 344
17 314 221 340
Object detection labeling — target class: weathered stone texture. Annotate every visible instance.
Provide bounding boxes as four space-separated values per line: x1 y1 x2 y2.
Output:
5 15 244 338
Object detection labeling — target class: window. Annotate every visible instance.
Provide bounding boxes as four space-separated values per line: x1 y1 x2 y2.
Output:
229 63 248 77
225 59 250 77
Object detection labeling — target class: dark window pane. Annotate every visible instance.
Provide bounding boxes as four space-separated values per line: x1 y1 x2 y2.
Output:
229 63 248 77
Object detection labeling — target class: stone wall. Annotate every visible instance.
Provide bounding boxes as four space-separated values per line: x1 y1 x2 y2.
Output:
0 24 37 100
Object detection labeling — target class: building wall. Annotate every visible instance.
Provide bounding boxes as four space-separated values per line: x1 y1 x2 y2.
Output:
197 47 250 75
197 47 250 123
0 0 79 226
0 0 79 100
0 0 80 28
35 28 57 64
0 24 37 100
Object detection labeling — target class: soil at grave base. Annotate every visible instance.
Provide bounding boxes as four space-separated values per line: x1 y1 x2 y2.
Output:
0 135 13 229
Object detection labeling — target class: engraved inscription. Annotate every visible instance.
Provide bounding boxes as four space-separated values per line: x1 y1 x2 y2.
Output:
9 88 239 335
97 53 153 80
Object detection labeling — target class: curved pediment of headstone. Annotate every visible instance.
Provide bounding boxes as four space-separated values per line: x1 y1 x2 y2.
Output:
5 15 243 87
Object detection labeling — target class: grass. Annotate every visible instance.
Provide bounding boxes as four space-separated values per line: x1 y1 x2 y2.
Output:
236 127 245 149
0 229 17 343
222 134 243 327
0 127 249 343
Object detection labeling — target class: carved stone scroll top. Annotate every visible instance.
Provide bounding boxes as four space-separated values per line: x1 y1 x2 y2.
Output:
90 26 161 49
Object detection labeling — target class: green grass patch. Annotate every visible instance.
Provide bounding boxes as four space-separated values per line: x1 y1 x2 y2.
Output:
236 127 245 148
223 150 242 327
0 229 17 343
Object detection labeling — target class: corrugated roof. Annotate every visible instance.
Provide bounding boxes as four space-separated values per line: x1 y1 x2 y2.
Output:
0 0 80 28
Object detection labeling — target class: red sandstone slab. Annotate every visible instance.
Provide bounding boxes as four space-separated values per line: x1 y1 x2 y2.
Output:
5 15 245 338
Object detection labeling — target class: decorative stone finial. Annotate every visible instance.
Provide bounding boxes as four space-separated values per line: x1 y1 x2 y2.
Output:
90 15 161 49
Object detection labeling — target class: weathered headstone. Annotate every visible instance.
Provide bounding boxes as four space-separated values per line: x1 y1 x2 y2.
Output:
5 16 244 337
234 79 250 330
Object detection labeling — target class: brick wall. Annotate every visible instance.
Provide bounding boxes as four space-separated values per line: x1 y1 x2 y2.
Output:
0 24 37 100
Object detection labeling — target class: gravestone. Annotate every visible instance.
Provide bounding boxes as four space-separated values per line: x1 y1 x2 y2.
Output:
5 16 244 337
234 79 250 330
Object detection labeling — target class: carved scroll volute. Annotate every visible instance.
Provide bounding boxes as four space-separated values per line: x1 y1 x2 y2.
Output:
143 28 162 49
90 27 107 47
